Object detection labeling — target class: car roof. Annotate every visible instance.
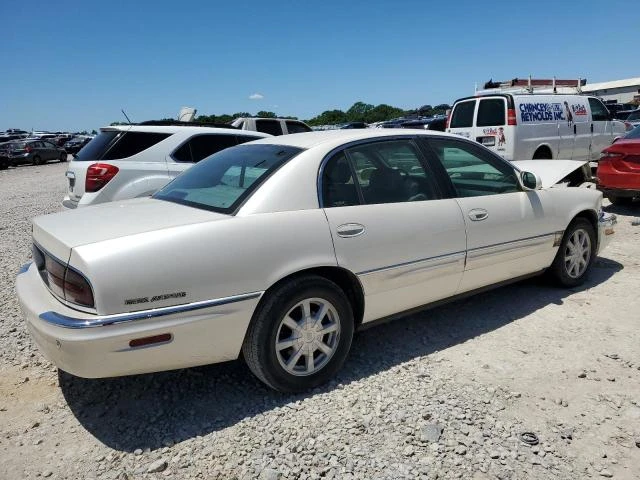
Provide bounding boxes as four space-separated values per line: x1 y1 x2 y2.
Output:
244 128 460 149
100 125 269 136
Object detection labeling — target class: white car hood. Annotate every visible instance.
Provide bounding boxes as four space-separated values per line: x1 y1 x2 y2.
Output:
33 197 227 261
511 160 588 189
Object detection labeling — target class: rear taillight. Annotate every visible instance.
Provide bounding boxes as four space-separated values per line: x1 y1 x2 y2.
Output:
34 245 95 308
624 122 634 131
600 152 624 163
25 145 32 153
507 108 517 126
85 163 119 192
445 113 451 129
64 268 94 307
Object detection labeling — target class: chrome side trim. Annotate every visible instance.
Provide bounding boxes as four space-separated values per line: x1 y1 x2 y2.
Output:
18 262 32 275
39 291 263 329
467 232 555 259
357 251 466 276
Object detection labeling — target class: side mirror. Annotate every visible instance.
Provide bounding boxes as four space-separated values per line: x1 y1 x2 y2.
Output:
521 171 542 190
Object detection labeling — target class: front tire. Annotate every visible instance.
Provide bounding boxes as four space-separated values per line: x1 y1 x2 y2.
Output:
549 218 596 287
32 155 41 166
242 275 354 392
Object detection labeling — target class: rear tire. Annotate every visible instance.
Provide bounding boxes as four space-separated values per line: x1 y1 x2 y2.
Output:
32 155 41 166
548 218 596 287
59 152 67 162
242 275 354 392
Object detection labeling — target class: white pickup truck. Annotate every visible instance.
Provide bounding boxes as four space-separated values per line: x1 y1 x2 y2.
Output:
230 117 312 136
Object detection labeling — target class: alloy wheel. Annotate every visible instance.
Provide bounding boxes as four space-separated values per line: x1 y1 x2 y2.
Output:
275 297 340 376
563 228 592 278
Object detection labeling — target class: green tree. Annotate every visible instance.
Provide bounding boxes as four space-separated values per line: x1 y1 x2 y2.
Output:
346 101 374 122
256 111 277 118
306 109 348 126
364 104 405 124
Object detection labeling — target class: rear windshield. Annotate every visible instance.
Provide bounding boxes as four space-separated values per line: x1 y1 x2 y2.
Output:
450 100 475 128
75 130 171 161
154 144 303 213
624 125 640 139
477 98 506 127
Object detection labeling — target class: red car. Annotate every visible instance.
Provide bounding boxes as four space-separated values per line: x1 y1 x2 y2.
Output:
598 125 640 204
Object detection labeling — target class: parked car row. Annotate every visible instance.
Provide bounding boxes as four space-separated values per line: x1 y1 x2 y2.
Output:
0 139 67 169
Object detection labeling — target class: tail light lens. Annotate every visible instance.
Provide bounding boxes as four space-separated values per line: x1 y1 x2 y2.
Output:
25 145 32 153
507 108 517 126
34 245 95 308
86 163 119 192
64 268 95 307
600 152 624 161
445 113 451 129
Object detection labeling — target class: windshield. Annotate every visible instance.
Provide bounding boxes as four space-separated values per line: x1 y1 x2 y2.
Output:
154 143 303 213
624 125 640 139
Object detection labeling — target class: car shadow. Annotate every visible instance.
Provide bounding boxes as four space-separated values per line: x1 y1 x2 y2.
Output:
603 201 638 216
59 258 623 452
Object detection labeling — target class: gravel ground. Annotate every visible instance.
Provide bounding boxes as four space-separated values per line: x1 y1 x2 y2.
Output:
1 161 639 480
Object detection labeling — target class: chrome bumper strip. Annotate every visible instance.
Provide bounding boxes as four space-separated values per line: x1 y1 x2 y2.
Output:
39 291 263 329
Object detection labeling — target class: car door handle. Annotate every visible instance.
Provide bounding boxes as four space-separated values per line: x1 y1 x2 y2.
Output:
336 223 365 238
468 209 489 221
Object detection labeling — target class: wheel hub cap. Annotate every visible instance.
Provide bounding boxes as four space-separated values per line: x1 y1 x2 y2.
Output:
564 228 591 279
275 298 341 377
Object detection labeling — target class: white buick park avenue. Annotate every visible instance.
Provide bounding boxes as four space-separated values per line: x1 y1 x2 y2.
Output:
16 130 616 392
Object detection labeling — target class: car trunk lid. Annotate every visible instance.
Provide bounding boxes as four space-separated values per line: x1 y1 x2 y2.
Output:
32 197 229 263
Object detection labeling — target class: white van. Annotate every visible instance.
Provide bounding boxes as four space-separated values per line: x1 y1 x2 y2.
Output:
447 94 627 161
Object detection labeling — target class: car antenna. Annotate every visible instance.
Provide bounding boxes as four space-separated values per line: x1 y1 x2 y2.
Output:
121 109 133 124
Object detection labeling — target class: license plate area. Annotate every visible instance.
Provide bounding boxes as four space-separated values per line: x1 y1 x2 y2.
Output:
66 171 75 191
477 136 496 147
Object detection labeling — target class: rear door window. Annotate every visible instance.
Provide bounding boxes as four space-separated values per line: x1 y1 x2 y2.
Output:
172 134 238 163
449 100 476 128
476 98 506 126
345 139 439 205
255 120 283 136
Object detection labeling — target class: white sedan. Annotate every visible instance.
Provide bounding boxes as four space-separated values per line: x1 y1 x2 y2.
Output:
16 130 616 392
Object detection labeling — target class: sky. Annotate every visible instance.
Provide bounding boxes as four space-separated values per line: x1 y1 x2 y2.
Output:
1 0 636 132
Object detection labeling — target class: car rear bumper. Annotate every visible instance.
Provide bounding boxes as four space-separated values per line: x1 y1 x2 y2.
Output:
598 187 640 198
16 263 262 378
597 211 616 254
62 195 78 209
